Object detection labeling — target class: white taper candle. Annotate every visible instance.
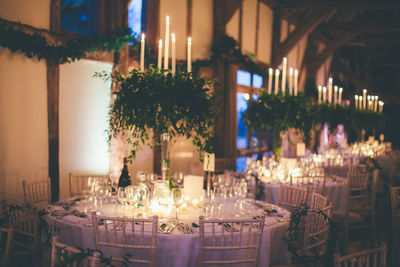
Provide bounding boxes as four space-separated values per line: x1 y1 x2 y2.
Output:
164 16 170 70
140 33 145 72
268 68 273 94
157 39 162 69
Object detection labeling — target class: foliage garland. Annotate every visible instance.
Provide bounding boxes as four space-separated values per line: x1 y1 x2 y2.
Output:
284 204 339 266
243 89 385 155
0 18 134 64
95 66 219 160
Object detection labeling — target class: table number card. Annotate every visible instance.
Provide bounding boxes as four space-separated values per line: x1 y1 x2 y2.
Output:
203 153 215 172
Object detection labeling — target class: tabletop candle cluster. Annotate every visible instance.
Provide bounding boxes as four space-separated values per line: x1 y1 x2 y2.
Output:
317 77 343 105
354 89 383 112
268 57 299 96
140 16 192 74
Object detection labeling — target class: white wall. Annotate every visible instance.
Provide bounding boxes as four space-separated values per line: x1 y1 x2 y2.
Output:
59 60 112 199
0 0 50 202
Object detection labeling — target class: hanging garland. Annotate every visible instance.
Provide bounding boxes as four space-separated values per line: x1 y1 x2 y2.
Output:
0 17 134 64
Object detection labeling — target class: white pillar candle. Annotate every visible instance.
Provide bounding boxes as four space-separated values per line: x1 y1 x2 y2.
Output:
268 68 273 94
289 68 293 95
140 33 145 72
363 89 367 109
282 57 287 95
318 85 322 104
339 87 343 105
355 95 359 109
359 96 363 110
164 16 170 70
275 69 280 94
294 69 298 96
328 78 333 103
171 33 176 76
187 37 192 72
157 39 163 69
374 96 378 112
334 85 338 105
322 86 327 102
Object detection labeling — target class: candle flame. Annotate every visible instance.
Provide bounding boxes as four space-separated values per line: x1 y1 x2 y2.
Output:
355 95 359 99
360 96 363 100
375 95 378 100
329 77 333 83
323 86 326 92
269 68 273 74
188 37 192 44
289 67 293 74
275 69 280 75
339 87 343 93
171 33 175 41
166 16 169 24
363 89 367 93
141 33 145 40
318 85 322 91
283 57 287 64
159 39 162 47
334 85 338 92
294 69 298 75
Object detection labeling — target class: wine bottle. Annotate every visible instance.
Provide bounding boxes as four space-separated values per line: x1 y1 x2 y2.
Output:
118 157 132 188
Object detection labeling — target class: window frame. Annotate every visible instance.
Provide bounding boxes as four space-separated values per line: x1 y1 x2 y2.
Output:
236 71 269 159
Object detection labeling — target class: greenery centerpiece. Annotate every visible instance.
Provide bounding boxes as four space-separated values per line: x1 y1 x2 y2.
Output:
243 90 385 158
96 66 219 179
243 91 314 159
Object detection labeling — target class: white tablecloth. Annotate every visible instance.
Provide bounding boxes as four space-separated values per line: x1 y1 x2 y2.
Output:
44 199 290 267
261 177 348 212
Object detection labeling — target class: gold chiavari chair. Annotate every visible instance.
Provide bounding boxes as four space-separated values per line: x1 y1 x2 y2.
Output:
334 163 370 247
333 243 387 267
0 226 14 266
22 178 51 207
69 173 108 197
91 212 158 267
302 204 333 256
198 216 265 267
51 236 84 267
278 184 309 211
8 205 40 253
390 186 400 264
310 192 328 211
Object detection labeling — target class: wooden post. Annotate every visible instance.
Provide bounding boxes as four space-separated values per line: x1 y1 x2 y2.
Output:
47 0 61 202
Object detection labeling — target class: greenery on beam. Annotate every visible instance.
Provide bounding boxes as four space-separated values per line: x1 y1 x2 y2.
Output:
0 18 134 64
95 66 219 160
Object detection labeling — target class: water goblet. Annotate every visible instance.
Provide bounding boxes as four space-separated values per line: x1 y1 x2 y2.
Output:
172 188 184 223
174 172 185 188
117 187 128 217
215 187 226 219
127 186 139 217
94 182 109 214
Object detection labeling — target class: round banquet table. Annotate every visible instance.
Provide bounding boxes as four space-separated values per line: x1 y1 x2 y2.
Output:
261 176 348 212
44 198 290 267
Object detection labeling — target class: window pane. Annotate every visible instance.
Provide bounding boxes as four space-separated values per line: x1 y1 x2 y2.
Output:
252 94 259 101
237 93 249 149
128 0 143 38
252 74 263 88
61 0 96 35
236 157 246 172
237 70 251 86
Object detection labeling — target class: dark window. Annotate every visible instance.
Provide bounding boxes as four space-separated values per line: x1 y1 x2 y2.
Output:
61 0 97 35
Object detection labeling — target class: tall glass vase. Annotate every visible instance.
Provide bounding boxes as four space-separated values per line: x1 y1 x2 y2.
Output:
161 133 170 180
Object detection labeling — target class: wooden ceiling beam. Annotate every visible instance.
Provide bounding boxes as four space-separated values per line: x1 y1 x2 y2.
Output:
260 0 284 9
310 32 358 74
278 9 335 58
282 0 400 9
319 22 400 33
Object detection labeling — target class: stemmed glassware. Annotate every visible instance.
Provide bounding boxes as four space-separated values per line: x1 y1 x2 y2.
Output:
172 188 184 223
203 189 215 219
215 186 226 219
117 187 128 217
94 181 110 214
174 172 184 188
127 186 138 217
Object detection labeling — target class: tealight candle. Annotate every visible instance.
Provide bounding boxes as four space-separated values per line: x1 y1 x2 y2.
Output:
192 199 200 208
184 195 191 204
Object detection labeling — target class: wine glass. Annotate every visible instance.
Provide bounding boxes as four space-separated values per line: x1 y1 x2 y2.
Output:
127 186 138 217
117 187 128 217
215 186 226 219
94 182 110 214
174 172 185 188
203 189 215 219
172 188 184 223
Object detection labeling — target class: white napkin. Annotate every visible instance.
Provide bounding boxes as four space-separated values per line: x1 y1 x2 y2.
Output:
62 215 89 225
